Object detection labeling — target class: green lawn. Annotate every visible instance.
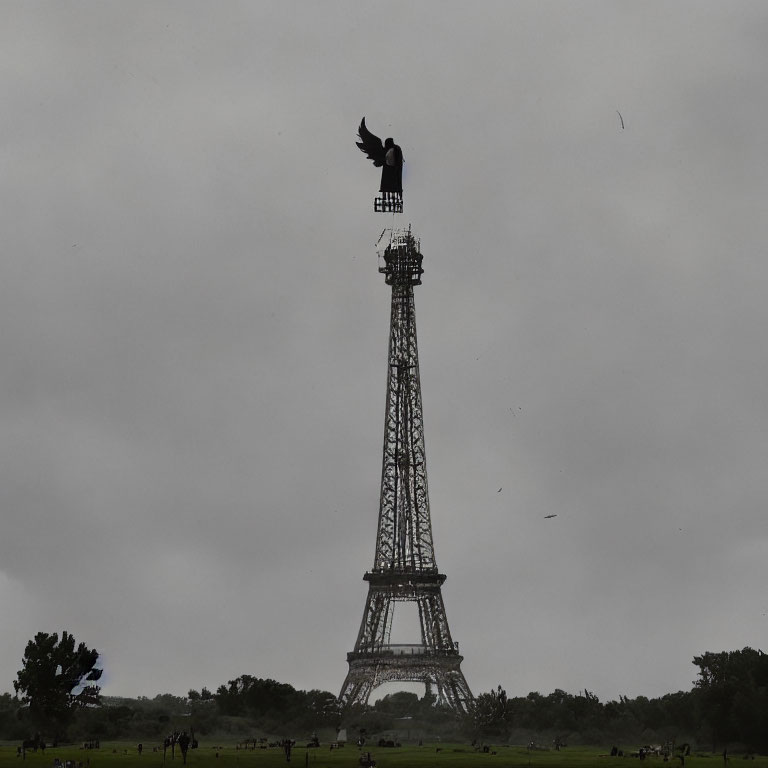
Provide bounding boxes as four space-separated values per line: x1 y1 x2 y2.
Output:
1 743 765 768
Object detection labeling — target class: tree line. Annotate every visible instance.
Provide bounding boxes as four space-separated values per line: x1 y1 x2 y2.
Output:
2 631 767 752
470 649 768 752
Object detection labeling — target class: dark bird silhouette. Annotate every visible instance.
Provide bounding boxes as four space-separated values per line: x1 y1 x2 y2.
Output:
497 488 502 493
544 514 557 519
356 117 403 196
616 110 625 130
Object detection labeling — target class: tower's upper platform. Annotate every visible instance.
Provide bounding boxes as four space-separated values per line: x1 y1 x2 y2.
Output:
378 227 423 286
364 568 446 588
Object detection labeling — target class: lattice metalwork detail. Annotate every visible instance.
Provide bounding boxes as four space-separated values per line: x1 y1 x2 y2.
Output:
340 229 472 714
374 194 403 213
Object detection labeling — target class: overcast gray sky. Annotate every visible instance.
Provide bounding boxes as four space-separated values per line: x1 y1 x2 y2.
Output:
2 2 767 706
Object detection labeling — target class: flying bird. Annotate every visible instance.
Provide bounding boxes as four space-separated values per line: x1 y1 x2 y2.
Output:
616 110 625 130
544 514 557 519
497 488 502 493
356 117 404 200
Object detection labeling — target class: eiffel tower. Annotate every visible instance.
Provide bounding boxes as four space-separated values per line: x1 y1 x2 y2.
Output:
339 227 473 713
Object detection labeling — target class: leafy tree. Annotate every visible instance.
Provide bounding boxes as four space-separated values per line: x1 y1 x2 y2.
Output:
14 631 102 734
693 647 768 751
374 691 420 717
473 685 511 740
211 675 340 731
215 675 298 716
305 689 341 724
0 692 26 740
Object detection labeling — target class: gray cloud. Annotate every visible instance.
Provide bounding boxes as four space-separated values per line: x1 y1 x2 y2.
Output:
1 2 767 703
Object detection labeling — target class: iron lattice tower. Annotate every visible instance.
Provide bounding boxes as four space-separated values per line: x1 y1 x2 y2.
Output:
339 228 473 713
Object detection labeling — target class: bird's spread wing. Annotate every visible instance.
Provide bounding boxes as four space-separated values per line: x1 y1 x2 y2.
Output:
356 117 385 167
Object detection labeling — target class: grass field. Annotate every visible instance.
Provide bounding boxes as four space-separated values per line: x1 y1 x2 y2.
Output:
1 743 766 768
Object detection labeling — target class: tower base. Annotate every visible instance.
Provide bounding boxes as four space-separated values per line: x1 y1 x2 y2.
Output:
339 571 473 714
340 649 473 713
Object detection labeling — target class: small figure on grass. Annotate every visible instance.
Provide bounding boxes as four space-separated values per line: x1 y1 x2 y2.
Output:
177 733 191 765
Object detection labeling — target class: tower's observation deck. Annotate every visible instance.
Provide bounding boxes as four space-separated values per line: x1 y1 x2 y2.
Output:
339 228 472 713
379 228 423 286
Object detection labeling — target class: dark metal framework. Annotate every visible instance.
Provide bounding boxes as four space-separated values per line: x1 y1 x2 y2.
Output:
339 228 472 713
374 194 403 213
